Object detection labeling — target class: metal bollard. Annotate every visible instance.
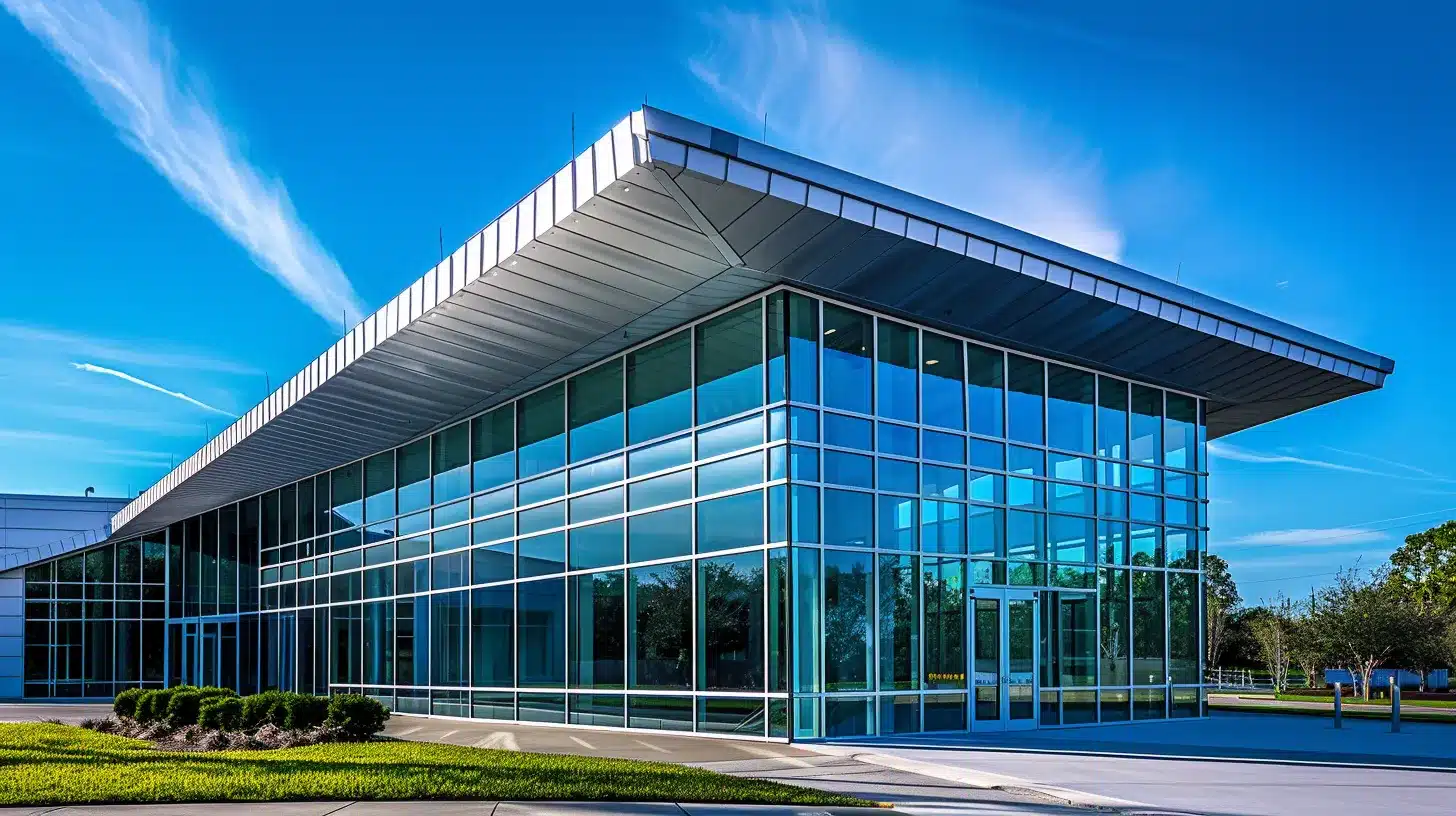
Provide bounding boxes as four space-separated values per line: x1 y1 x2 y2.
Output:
1392 684 1401 733
1334 683 1342 729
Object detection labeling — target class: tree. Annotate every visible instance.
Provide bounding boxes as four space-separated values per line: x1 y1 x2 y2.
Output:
1204 554 1242 667
1311 568 1420 700
1248 595 1295 693
1389 521 1456 614
1288 613 1328 689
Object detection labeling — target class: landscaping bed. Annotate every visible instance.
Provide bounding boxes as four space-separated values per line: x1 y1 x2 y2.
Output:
0 723 872 808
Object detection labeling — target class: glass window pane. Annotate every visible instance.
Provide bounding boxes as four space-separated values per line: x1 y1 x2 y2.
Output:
628 470 691 511
519 532 565 577
472 406 515 491
1047 365 1094 454
628 506 691 562
698 551 764 691
695 300 763 424
629 562 691 689
629 434 691 477
1168 571 1201 683
696 490 764 553
824 550 873 691
825 413 873 450
331 463 362 530
877 495 917 551
697 413 763 459
518 578 565 687
878 422 917 457
433 422 471 503
1133 570 1165 685
923 557 966 689
1097 377 1128 459
697 451 764 496
1099 567 1130 686
627 331 691 444
1130 385 1163 466
518 383 566 478
1006 355 1044 445
878 554 919 690
921 499 965 554
430 590 468 687
1165 393 1197 471
779 291 819 404
570 571 625 688
922 332 965 430
823 450 873 489
823 489 872 548
876 319 917 422
569 519 624 571
569 359 624 463
823 305 873 414
967 344 1004 437
364 452 395 523
471 585 513 686
396 439 431 514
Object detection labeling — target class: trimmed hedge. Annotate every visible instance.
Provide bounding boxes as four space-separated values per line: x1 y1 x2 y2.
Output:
114 687 387 738
197 697 243 731
327 694 390 740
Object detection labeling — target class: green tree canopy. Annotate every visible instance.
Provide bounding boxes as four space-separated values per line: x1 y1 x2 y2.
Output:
1389 521 1456 614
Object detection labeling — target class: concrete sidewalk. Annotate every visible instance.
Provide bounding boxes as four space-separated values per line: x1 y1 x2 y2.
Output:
0 803 887 816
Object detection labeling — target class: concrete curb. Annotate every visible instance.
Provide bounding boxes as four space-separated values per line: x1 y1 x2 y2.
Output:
799 743 1151 811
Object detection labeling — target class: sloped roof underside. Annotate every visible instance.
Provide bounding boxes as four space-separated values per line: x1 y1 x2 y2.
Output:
109 107 1391 541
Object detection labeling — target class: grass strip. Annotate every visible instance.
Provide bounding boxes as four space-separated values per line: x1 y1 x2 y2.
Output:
0 723 875 808
1210 702 1456 724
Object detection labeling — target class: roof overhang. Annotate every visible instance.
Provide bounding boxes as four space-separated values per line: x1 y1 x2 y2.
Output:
109 107 1393 540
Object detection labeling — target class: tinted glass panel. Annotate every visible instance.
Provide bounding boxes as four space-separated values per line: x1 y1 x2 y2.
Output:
569 360 624 463
627 331 691 444
822 305 872 414
695 300 763 424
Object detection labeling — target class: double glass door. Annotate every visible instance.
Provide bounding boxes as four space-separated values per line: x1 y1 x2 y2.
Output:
971 589 1038 731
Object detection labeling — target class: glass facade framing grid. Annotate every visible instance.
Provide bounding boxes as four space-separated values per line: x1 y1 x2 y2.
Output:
18 284 1210 737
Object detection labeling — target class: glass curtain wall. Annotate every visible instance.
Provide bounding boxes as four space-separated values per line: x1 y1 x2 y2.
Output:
19 285 1209 737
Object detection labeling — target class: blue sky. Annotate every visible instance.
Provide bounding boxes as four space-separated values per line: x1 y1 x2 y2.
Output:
1 0 1451 601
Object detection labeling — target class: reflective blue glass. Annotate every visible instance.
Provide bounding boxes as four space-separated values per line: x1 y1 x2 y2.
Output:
1097 377 1128 459
1098 489 1128 519
472 542 514 584
877 495 917 551
697 414 763 460
878 458 918 494
518 502 564 536
876 320 918 422
473 486 513 519
968 470 1004 504
517 578 565 687
823 450 873 489
432 423 471 503
519 533 565 577
923 430 965 464
1050 483 1093 515
570 455 624 494
967 344 1004 437
432 551 468 589
791 484 819 544
1008 445 1045 476
824 413 872 450
1008 477 1045 508
628 434 691 477
878 422 917 457
627 470 690 515
471 585 513 685
472 407 515 491
1050 515 1094 563
518 472 565 506
1007 510 1044 559
695 301 763 424
823 489 873 548
921 500 965 554
627 506 691 562
823 550 873 691
432 524 469 552
788 406 819 442
570 487 623 524
433 499 469 529
1131 525 1162 567
1130 385 1163 466
1130 494 1161 524
922 332 965 430
969 439 1004 470
768 291 820 405
1047 365 1094 454
697 451 764 496
1050 453 1094 483
517 384 566 478
1165 393 1197 470
569 360 624 463
627 331 691 445
823 305 873 414
968 505 1004 557
363 453 394 524
1006 354 1044 445
569 520 624 570
789 445 819 481
922 464 965 500
696 490 764 553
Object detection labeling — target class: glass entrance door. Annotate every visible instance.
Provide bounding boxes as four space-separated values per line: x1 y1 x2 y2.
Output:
971 589 1038 731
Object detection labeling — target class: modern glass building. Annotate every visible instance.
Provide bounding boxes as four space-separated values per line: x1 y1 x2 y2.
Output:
5 108 1392 740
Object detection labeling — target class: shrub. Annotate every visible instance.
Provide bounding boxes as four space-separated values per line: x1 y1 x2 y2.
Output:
284 694 329 730
198 697 243 731
240 690 291 730
167 690 204 728
113 688 146 719
136 686 190 724
326 694 390 740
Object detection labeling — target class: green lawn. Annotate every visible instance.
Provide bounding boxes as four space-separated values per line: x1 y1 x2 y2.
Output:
1210 701 1456 723
1276 693 1456 709
0 724 875 808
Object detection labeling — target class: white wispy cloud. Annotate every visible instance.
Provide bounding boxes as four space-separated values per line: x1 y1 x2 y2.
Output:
690 4 1124 261
1 0 365 330
1207 441 1381 475
71 362 234 416
1320 445 1445 480
0 322 256 375
1226 528 1389 547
